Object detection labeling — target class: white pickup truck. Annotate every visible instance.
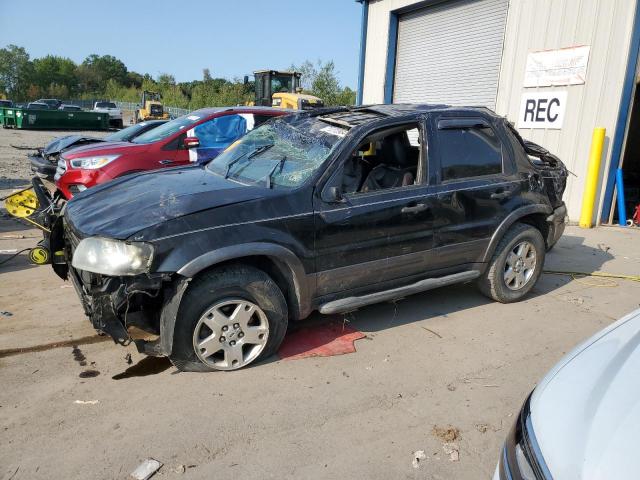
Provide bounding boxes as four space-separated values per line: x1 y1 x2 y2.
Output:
92 101 123 128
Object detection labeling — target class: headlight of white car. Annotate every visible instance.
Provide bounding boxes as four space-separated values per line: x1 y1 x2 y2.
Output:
71 237 154 276
70 154 120 170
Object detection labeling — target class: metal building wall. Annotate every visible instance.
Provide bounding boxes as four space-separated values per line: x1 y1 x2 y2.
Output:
361 0 639 222
361 0 418 104
496 0 638 222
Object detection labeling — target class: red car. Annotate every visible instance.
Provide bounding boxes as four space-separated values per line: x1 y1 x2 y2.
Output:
55 107 290 199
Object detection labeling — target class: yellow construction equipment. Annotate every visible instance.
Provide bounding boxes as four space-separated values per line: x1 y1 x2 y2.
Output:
135 91 170 123
250 70 324 110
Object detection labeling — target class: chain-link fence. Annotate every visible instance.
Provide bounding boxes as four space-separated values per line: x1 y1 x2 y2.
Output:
57 99 192 120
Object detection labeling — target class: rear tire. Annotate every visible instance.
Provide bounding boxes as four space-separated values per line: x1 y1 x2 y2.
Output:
477 223 545 303
169 265 288 372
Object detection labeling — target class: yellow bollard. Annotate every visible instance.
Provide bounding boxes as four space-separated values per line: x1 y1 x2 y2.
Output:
579 127 606 228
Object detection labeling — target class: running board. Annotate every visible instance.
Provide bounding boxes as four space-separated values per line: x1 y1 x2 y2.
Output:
318 270 480 315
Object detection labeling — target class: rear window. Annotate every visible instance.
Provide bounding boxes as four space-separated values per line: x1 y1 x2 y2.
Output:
96 102 117 109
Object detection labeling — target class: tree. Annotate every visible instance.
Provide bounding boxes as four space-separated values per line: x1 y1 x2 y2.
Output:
0 45 33 99
126 71 144 89
157 73 176 85
290 59 356 106
78 54 127 93
32 55 77 96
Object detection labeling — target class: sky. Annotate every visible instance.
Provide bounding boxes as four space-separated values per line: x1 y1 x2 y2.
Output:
0 0 363 88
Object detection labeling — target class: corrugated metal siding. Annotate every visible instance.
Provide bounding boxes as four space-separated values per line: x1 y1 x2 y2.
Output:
362 0 638 221
393 0 509 108
496 0 638 221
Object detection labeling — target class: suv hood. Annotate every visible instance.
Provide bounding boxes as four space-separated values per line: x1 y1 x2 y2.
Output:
43 135 103 155
63 141 143 157
530 309 640 479
65 166 268 240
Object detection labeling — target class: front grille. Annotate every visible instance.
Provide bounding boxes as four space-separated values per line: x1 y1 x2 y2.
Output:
54 158 67 181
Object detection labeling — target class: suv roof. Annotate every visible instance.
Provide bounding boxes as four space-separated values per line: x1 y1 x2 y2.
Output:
188 106 298 117
309 104 500 129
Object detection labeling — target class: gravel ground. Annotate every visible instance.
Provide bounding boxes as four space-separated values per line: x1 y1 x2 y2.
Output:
0 127 111 194
1 127 640 479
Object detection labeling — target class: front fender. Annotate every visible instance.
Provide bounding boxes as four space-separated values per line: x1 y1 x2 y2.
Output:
178 242 311 318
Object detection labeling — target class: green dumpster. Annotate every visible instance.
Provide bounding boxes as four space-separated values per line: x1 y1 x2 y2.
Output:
1 107 110 130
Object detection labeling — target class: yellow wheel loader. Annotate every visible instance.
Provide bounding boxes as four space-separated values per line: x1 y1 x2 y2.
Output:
250 70 324 110
135 91 170 123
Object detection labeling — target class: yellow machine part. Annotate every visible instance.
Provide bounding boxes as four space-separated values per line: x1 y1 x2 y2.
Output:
4 188 49 231
28 246 50 265
272 92 323 110
5 188 38 218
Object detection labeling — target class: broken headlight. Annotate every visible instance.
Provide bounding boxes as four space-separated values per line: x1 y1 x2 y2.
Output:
71 237 154 276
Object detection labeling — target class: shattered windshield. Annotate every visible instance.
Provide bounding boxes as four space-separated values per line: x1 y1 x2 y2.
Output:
207 117 348 188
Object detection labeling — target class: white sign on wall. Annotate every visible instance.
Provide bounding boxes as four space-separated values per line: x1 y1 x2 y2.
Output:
524 46 590 87
518 92 568 129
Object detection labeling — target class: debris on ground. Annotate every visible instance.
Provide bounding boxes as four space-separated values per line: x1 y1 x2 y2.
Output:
443 443 459 462
130 458 162 480
125 353 133 365
446 383 456 391
1 311 13 317
432 425 460 442
420 326 442 338
412 450 427 469
278 321 366 360
74 400 99 405
474 423 488 433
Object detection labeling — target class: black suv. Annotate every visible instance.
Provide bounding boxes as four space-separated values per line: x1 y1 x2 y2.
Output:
50 104 568 371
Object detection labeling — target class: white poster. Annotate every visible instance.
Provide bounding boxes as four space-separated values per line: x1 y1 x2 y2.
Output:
524 46 590 87
518 92 568 129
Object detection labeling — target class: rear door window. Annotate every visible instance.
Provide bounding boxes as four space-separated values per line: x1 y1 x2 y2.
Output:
436 119 503 182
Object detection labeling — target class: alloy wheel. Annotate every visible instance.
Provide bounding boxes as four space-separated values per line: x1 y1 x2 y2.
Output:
192 299 269 370
503 240 537 291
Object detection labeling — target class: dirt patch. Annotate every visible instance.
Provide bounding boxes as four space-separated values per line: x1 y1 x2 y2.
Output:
0 334 109 358
432 425 460 442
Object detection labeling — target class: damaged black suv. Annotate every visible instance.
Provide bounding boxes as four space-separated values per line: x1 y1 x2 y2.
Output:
51 104 568 371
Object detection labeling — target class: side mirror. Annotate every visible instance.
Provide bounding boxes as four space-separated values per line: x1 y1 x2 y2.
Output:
244 75 249 85
322 186 343 203
183 136 200 149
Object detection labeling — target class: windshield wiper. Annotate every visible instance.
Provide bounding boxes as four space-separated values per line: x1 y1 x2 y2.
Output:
247 143 274 159
264 156 286 189
224 143 274 179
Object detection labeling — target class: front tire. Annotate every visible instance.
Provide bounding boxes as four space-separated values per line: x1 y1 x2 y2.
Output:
477 223 545 303
169 265 288 372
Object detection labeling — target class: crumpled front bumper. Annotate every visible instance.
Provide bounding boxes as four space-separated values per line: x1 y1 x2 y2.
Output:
28 153 57 181
52 216 168 349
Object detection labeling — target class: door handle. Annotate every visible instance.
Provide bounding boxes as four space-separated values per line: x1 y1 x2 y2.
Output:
158 159 174 165
401 203 429 214
490 190 512 200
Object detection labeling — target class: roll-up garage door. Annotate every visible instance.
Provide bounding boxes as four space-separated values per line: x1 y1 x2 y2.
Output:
393 0 509 109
